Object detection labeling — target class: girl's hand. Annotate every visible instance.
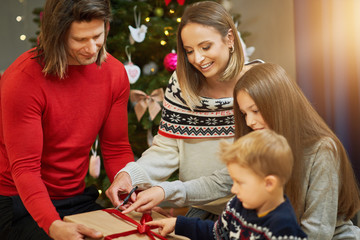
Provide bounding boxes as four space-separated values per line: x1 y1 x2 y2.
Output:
121 186 165 214
146 217 177 236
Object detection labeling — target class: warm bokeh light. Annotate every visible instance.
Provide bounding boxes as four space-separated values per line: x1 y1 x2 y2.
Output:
160 40 167 45
145 17 150 22
20 35 26 41
16 16 22 22
177 18 181 23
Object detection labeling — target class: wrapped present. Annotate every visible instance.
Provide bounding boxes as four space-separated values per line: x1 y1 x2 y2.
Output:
63 209 189 240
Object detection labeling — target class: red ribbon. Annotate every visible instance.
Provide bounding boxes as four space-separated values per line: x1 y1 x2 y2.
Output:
102 209 168 240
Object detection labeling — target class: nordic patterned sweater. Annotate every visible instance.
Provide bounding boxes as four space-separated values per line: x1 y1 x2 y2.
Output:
175 196 308 240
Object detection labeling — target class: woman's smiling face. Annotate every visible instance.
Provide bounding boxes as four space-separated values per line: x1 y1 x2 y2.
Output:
181 22 233 82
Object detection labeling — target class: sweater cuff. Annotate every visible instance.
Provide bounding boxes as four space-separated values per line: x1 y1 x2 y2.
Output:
175 216 188 236
118 162 152 187
157 180 186 206
43 214 61 235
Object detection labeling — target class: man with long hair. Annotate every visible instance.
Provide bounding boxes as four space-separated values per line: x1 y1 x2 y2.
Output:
0 0 133 239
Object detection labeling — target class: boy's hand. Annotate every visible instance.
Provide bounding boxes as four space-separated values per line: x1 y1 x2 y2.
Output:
122 186 165 214
146 217 177 236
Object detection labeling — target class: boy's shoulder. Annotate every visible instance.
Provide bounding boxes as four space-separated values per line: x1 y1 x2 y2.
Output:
215 196 307 239
265 197 307 238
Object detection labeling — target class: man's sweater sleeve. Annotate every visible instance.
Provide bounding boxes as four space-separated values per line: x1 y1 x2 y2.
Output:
175 216 215 240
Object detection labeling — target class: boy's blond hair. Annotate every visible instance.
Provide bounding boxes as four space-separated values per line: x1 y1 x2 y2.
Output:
220 129 293 185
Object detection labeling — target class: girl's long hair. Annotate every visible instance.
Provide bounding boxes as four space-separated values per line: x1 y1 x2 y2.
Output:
233 63 360 220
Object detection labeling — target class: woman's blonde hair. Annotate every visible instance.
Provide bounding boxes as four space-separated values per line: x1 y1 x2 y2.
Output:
233 63 360 220
33 0 112 79
176 1 244 108
220 129 293 185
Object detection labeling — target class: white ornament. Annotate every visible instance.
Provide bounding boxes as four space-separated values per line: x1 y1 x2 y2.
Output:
89 138 101 178
128 6 147 43
124 46 141 84
129 25 147 43
125 62 141 84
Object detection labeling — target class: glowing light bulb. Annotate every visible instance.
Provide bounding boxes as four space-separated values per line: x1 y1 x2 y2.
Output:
160 40 167 46
177 18 181 23
16 16 23 22
169 9 175 14
164 30 169 36
20 35 26 41
145 17 150 22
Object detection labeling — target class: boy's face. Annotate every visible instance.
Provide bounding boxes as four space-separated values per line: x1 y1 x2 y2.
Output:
227 162 269 213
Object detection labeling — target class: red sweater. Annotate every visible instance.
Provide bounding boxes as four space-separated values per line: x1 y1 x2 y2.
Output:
0 49 134 233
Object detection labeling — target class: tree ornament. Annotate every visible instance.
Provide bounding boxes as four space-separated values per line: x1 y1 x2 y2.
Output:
128 6 147 43
154 7 164 17
143 61 158 75
124 46 141 84
89 138 100 179
163 50 177 72
164 0 185 6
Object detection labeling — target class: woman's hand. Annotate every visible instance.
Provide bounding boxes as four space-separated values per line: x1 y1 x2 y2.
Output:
146 217 177 236
105 172 135 210
122 186 165 214
49 220 102 240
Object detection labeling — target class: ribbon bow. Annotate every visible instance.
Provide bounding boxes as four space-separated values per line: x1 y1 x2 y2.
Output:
102 209 168 240
130 88 164 121
164 0 185 6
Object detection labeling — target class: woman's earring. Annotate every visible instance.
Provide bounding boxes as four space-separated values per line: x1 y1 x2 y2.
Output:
230 45 234 53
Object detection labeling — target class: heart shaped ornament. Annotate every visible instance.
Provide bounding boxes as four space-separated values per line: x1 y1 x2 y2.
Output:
89 155 101 178
125 62 141 84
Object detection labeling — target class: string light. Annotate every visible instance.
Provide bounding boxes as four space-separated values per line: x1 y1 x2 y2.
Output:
169 9 175 14
164 30 169 36
16 16 23 22
20 35 27 41
145 17 150 22
160 40 167 46
177 18 181 23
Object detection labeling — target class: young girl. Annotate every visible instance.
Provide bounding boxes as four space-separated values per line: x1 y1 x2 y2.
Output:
233 62 360 239
106 1 262 219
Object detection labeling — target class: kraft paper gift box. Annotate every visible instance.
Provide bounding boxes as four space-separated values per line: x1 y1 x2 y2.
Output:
63 209 189 240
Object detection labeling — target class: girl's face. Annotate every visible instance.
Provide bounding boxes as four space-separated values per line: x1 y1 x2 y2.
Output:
181 22 233 82
237 90 269 130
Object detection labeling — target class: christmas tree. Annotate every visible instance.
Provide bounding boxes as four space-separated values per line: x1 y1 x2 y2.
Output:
108 0 206 158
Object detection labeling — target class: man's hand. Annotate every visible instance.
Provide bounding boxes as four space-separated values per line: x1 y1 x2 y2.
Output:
49 220 102 240
122 186 165 214
146 217 177 236
105 171 135 210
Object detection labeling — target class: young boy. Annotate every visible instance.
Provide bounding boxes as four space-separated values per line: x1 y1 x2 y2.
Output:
147 129 307 239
